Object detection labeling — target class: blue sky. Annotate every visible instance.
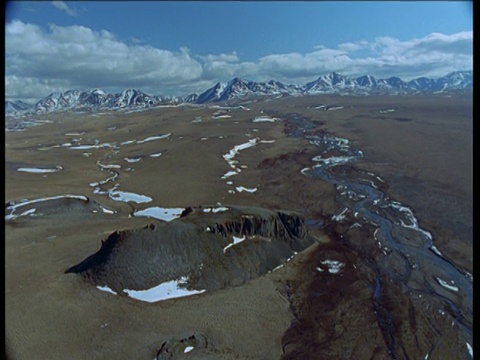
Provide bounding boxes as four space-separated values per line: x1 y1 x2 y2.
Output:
5 1 473 102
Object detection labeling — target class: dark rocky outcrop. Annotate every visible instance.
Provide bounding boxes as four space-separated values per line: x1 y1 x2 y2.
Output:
155 332 209 359
65 205 316 296
5 195 115 222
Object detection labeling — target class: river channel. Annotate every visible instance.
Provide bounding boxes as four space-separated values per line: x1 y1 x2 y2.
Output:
282 112 473 358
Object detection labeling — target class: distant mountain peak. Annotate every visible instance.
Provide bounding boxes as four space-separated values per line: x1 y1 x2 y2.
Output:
5 70 472 116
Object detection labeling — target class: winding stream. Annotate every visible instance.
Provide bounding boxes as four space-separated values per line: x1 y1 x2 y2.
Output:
285 113 473 357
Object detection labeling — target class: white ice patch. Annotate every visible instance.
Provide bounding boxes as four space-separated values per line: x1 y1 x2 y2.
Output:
390 202 417 227
101 206 115 214
149 152 162 158
184 346 194 353
260 139 276 143
123 276 205 303
19 208 37 217
221 138 261 188
379 109 396 113
332 208 348 222
466 342 473 358
109 191 152 204
69 143 115 150
300 167 310 175
90 173 118 188
391 202 433 241
136 133 171 144
124 157 142 163
318 260 345 274
223 235 246 253
271 253 297 272
327 106 344 111
436 277 459 292
17 166 62 173
96 285 118 295
430 245 443 256
235 186 257 193
203 207 229 213
5 194 89 220
37 144 62 151
134 206 185 221
223 138 259 161
121 140 136 145
312 155 356 167
65 132 86 136
97 162 121 170
252 116 278 122
221 170 239 179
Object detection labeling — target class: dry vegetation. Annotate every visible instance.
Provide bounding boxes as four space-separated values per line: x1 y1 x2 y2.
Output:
5 92 472 359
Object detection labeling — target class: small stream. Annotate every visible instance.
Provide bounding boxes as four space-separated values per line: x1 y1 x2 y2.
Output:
283 113 473 357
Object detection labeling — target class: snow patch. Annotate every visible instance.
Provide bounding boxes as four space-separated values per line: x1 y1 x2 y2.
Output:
123 276 205 302
133 206 185 221
109 191 152 204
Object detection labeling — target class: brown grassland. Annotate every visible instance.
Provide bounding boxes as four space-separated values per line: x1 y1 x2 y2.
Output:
5 92 472 359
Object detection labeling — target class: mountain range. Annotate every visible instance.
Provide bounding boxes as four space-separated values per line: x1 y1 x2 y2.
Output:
5 71 472 116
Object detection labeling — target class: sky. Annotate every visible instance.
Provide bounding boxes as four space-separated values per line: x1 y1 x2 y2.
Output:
5 1 473 102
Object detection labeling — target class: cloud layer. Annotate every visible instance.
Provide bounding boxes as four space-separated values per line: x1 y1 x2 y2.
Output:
51 1 78 17
5 20 473 102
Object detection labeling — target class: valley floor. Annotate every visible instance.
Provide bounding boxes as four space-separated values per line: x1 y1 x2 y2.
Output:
5 93 472 359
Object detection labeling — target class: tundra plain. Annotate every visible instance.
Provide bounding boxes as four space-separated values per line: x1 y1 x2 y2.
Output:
5 93 473 359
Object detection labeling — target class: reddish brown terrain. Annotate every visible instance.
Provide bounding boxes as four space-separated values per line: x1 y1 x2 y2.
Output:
5 92 472 359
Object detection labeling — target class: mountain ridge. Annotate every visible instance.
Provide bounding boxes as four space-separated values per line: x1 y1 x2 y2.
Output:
5 70 473 116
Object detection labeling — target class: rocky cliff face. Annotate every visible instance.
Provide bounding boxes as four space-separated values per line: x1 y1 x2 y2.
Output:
65 205 315 294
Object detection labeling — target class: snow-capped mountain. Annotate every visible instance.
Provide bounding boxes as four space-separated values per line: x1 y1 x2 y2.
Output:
5 100 33 115
355 75 378 87
429 71 473 91
13 89 183 115
5 71 472 116
304 71 473 95
180 93 199 103
305 74 412 94
110 89 158 108
196 77 302 104
304 72 357 93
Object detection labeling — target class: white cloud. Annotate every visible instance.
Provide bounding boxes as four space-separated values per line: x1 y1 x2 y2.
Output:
256 48 350 78
373 31 472 57
362 31 473 79
337 42 364 52
51 1 77 17
6 20 204 99
5 75 71 103
193 31 472 86
252 32 472 82
198 51 240 63
5 20 473 102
